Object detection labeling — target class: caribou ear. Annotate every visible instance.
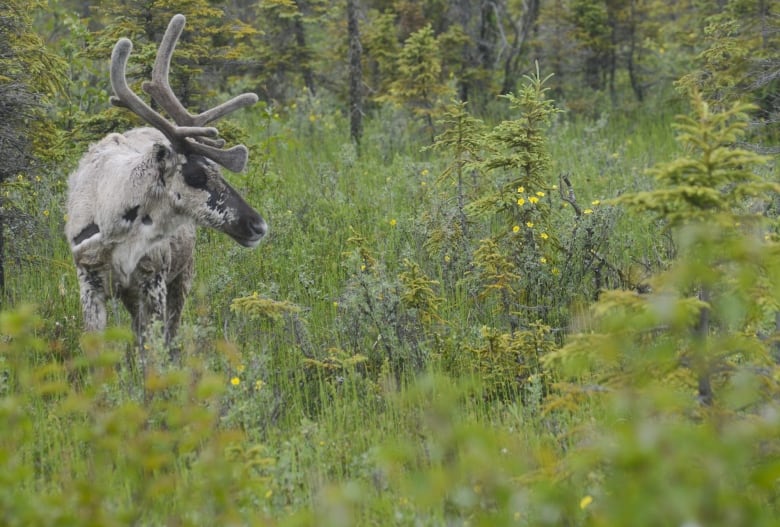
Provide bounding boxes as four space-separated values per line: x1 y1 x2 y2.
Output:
151 142 178 184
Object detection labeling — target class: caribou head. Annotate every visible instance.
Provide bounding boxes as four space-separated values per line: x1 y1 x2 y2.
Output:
65 14 266 353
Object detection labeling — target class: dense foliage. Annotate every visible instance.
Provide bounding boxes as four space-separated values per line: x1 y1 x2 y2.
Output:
1 0 778 525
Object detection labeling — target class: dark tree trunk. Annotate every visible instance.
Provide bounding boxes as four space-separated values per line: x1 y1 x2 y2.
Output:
627 0 644 101
347 0 363 148
696 287 713 406
293 1 316 96
499 0 540 95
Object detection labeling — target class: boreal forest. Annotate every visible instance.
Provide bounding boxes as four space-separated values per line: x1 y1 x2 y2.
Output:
1 0 779 525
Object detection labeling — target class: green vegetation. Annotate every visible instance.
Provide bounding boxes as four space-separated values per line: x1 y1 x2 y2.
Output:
1 0 779 525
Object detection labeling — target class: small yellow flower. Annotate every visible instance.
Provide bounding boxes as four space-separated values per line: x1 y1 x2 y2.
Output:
526 221 534 228
552 267 560 275
43 210 50 217
536 191 545 197
421 169 429 176
332 301 339 308
517 197 525 206
265 489 273 499
517 186 525 193
580 495 593 510
540 232 549 240
444 254 451 263
389 218 397 227
529 196 539 204
551 184 558 190
591 199 600 206
255 379 265 391
360 264 366 272
584 208 594 214
35 176 42 182
230 377 240 386
540 257 547 264
308 113 318 122
512 225 520 233
237 364 246 374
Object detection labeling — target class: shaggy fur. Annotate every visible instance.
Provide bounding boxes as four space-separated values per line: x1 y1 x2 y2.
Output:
66 127 266 350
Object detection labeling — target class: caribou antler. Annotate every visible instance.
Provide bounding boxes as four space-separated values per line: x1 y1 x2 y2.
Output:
109 14 258 172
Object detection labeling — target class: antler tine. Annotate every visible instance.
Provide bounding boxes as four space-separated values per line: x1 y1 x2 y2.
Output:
142 14 194 125
143 14 259 127
186 140 249 173
110 37 219 143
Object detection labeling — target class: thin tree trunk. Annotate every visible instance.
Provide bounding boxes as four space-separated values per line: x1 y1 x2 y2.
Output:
347 0 363 148
627 0 644 102
696 287 713 406
293 1 316 96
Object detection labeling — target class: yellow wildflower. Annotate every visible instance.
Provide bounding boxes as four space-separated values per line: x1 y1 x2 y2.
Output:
517 198 525 206
540 257 547 264
517 186 525 193
230 377 240 386
389 218 397 227
421 169 429 176
444 254 451 263
540 232 549 240
579 495 593 510
529 196 539 204
512 225 520 233
591 199 600 206
237 364 246 374
255 379 265 391
43 210 50 217
536 191 545 197
584 208 594 214
526 221 534 228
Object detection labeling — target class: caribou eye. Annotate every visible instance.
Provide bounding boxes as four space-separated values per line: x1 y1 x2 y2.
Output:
182 156 209 189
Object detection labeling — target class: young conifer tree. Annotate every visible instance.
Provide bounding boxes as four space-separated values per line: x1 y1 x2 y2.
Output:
548 90 779 408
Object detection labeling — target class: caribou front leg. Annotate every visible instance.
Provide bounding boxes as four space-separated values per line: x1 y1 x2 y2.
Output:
77 267 108 333
135 270 168 363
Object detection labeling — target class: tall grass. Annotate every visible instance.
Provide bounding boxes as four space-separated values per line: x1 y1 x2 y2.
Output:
2 93 778 525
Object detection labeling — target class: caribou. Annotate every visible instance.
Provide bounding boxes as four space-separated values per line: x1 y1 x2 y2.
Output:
65 14 267 354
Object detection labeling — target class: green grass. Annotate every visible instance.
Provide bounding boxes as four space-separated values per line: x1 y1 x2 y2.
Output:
2 94 779 525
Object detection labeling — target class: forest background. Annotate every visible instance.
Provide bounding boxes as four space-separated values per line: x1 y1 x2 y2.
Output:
1 0 779 525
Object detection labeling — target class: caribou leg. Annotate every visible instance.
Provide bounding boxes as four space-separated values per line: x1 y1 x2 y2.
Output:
77 267 107 333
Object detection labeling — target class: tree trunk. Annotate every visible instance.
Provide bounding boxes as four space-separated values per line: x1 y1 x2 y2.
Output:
293 1 316 96
347 0 363 148
696 287 713 406
627 0 644 102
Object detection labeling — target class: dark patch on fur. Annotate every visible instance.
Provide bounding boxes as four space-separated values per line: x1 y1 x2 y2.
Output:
142 214 153 225
156 145 168 163
123 205 139 223
73 223 100 245
207 192 226 215
182 155 208 189
80 268 103 290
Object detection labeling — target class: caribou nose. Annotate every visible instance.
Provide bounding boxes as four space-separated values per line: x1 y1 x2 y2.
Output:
252 217 268 238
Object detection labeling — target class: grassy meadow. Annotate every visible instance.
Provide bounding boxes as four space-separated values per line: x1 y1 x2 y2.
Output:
3 82 780 526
